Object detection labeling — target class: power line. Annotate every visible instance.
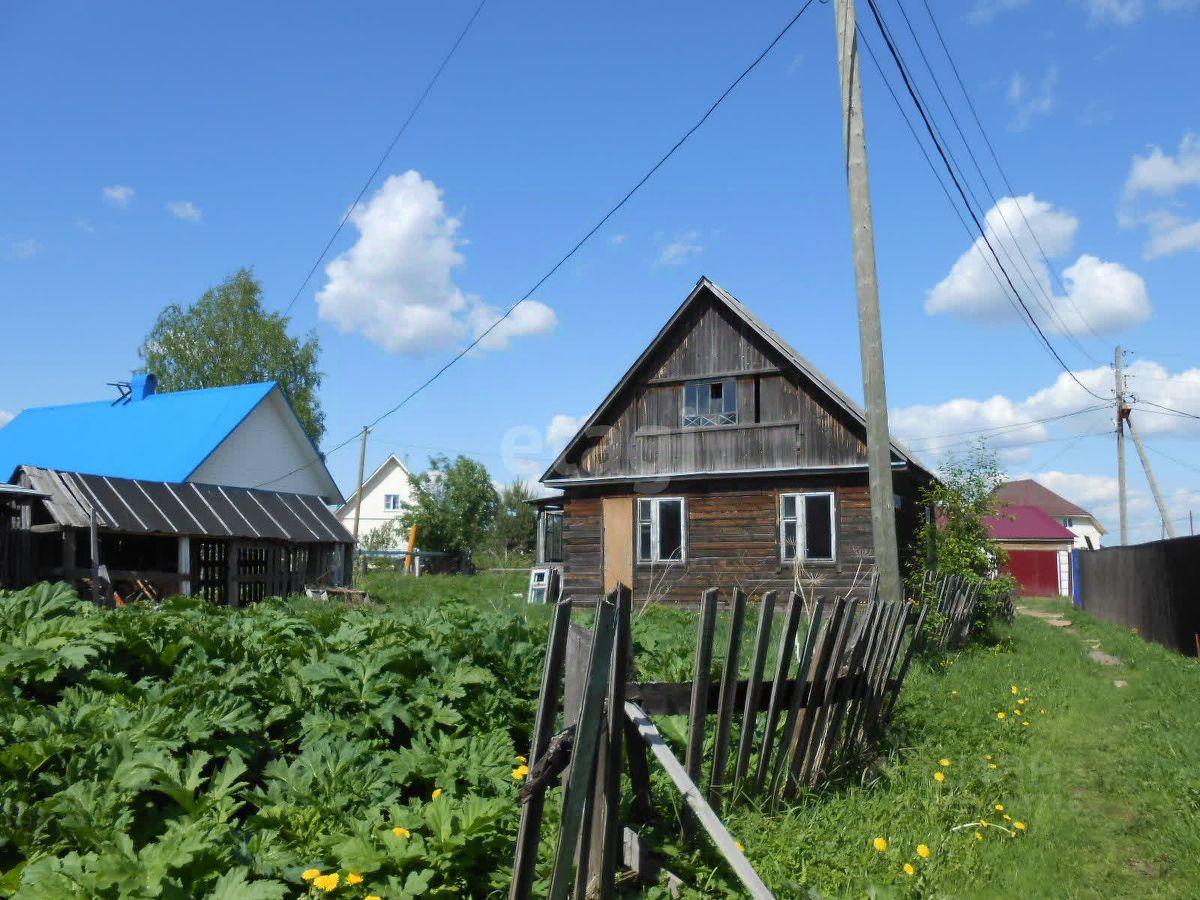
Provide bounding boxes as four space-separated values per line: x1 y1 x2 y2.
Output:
254 0 819 490
280 0 489 318
887 0 1100 364
860 0 1107 402
1146 443 1200 476
917 0 1104 349
1137 399 1200 421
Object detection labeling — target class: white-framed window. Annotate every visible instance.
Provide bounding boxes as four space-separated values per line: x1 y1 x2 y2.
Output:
383 494 402 511
780 492 836 563
683 378 737 427
637 497 686 563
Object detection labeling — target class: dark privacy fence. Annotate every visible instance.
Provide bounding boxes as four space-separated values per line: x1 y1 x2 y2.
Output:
1077 535 1200 655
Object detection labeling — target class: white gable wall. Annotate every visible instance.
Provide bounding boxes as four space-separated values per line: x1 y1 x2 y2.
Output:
1057 516 1104 550
188 389 342 502
336 456 413 550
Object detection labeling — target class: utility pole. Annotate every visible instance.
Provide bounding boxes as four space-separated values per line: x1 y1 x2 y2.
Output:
1126 414 1177 539
834 0 902 603
352 425 370 550
1114 346 1129 545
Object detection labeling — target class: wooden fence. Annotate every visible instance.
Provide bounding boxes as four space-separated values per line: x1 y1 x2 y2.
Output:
1077 536 1200 655
509 574 928 899
923 573 985 649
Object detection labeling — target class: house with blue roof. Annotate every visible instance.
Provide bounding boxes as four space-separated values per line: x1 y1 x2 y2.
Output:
0 375 352 602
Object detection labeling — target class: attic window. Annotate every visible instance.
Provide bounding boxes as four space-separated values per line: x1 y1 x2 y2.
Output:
383 494 402 511
683 378 737 427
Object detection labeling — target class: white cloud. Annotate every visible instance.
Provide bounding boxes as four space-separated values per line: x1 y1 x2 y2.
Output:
167 201 203 223
317 170 557 355
546 414 583 451
926 194 1150 333
102 185 135 207
0 410 13 428
1085 0 1144 24
1124 133 1200 198
1007 66 1057 131
609 233 627 246
656 231 704 267
467 300 558 351
9 239 41 259
1019 471 1120 509
968 0 1031 24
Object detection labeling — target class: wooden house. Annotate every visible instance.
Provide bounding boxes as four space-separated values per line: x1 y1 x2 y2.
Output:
334 453 415 550
0 375 352 602
538 278 935 603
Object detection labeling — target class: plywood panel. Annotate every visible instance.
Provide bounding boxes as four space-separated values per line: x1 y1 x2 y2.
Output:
603 497 634 593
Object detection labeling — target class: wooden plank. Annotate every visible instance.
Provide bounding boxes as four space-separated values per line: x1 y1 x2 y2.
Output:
509 580 570 900
733 590 777 797
625 702 774 900
685 588 719 785
752 591 803 796
808 600 876 783
547 593 617 900
708 588 747 811
881 603 929 725
796 600 859 788
768 599 826 801
782 598 848 799
622 828 684 898
594 584 632 899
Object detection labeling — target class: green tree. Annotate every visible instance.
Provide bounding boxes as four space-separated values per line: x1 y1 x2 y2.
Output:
400 455 499 555
487 481 538 562
137 268 325 442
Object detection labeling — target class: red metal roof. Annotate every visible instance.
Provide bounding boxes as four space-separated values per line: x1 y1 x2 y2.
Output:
994 479 1092 518
985 505 1076 542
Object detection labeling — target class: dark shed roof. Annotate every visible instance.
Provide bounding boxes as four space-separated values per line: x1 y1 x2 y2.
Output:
20 466 352 544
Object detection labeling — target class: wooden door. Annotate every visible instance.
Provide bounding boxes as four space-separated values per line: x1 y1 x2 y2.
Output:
602 497 634 593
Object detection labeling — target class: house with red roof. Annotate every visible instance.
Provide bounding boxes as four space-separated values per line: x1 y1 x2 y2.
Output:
994 479 1105 550
984 504 1075 597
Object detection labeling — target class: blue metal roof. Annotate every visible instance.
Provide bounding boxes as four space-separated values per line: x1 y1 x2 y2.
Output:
0 382 277 483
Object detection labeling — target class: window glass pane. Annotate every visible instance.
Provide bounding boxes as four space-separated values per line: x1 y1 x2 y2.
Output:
545 512 563 563
638 498 652 524
781 494 796 519
723 378 737 415
658 500 683 561
683 384 699 419
639 523 653 561
805 494 833 560
783 520 797 560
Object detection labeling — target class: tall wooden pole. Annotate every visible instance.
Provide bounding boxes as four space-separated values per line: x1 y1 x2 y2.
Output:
351 426 370 579
1114 346 1129 545
1127 414 1177 539
833 0 902 603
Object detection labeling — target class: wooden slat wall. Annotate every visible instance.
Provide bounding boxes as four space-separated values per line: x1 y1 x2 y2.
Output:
569 295 871 480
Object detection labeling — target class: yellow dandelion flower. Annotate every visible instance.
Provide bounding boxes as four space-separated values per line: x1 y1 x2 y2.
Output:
974 831 984 841
1014 821 1026 831
939 758 951 767
873 837 889 852
934 771 946 782
951 690 958 696
367 897 382 900
1022 721 1031 727
997 712 1006 720
302 869 321 881
516 755 527 763
347 873 364 885
980 819 989 828
1015 709 1023 716
1040 709 1046 715
916 844 931 859
392 826 411 839
1011 686 1019 695
995 804 1004 811
988 763 998 769
985 754 993 760
313 873 340 891
432 788 443 800
1003 814 1012 821
903 863 915 876
512 765 530 780
735 841 745 852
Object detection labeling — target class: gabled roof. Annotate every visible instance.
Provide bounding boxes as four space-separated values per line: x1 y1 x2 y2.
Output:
542 277 933 483
335 453 412 517
984 505 1076 542
994 479 1103 531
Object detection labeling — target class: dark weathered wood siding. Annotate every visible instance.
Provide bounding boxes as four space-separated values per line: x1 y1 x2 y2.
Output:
560 295 871 481
561 474 927 604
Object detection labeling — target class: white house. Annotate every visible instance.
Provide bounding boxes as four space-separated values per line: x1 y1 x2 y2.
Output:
994 479 1106 550
336 454 415 550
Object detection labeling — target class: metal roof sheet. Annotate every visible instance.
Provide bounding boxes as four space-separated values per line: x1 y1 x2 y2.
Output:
21 466 352 544
984 505 1076 542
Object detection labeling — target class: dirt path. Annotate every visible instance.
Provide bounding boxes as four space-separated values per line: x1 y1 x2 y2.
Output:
1017 603 1127 682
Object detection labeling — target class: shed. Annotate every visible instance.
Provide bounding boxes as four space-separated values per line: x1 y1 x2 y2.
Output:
984 504 1074 598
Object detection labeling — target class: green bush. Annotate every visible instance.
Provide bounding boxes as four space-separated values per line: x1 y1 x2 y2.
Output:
0 582 546 898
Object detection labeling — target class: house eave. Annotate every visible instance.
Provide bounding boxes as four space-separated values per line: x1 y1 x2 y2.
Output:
543 460 910 489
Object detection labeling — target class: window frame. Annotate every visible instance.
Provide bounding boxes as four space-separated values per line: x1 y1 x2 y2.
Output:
682 377 738 428
383 493 402 511
538 510 564 564
779 491 837 564
637 496 687 564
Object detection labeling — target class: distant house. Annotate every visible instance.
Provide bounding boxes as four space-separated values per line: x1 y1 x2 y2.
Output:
335 454 415 550
538 278 935 604
0 375 352 601
994 479 1105 549
984 504 1074 597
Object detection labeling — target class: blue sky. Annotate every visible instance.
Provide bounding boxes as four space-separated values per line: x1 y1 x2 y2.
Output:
2 0 1199 543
